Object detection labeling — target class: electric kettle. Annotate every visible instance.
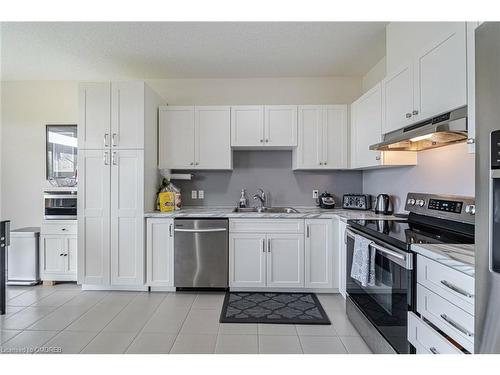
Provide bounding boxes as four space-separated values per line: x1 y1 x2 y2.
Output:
375 194 393 215
317 192 335 209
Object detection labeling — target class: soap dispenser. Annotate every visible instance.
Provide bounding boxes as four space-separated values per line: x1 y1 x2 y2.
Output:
239 189 248 208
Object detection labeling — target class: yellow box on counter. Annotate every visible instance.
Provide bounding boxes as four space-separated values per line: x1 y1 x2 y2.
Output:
159 191 176 212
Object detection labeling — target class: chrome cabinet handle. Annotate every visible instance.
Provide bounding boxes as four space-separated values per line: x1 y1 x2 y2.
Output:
260 139 264 143
103 151 109 165
61 228 67 232
112 151 118 166
169 223 173 237
375 156 381 161
64 253 68 257
190 162 194 166
262 238 266 253
324 161 327 165
467 138 475 145
319 162 323 166
112 133 118 147
104 133 110 147
440 280 474 299
265 139 269 143
440 314 474 337
267 238 271 252
429 347 439 354
405 113 412 118
306 225 310 238
412 110 419 116
59 253 64 256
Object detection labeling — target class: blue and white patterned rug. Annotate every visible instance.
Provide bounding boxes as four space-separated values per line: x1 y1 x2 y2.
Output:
220 292 331 325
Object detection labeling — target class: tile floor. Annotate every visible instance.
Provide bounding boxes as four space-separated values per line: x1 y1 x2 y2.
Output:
0 284 372 354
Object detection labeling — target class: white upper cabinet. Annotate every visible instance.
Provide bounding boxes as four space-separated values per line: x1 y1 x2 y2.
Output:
382 22 467 134
293 105 348 169
111 81 145 149
231 105 265 147
382 62 415 134
79 81 157 150
231 105 297 148
79 82 111 149
351 84 383 169
159 106 231 170
159 106 196 169
264 105 297 147
414 23 467 121
195 106 231 169
351 84 417 169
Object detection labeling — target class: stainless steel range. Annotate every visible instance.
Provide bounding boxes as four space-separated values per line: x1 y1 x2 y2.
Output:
345 192 475 354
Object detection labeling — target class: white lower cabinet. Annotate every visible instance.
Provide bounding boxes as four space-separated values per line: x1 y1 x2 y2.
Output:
229 219 337 291
146 218 174 287
40 221 77 282
338 220 347 297
304 219 333 289
229 233 267 288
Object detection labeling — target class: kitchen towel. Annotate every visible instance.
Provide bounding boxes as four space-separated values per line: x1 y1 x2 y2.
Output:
350 234 374 287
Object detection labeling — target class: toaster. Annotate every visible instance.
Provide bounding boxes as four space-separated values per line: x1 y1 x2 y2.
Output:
342 194 372 210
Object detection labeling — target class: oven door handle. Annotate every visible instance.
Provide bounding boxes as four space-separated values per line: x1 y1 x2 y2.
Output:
345 228 412 269
44 195 77 200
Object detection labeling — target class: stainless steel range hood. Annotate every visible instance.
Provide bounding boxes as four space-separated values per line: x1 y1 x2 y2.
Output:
370 106 468 151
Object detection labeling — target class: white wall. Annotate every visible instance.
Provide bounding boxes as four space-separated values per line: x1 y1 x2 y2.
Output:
363 143 475 212
1 76 362 228
361 57 386 94
1 81 79 228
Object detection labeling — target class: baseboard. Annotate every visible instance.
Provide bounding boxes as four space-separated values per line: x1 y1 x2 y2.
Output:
229 287 340 294
81 284 148 291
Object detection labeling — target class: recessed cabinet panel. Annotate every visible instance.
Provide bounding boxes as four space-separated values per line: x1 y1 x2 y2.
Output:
323 105 348 168
295 106 323 168
111 81 145 149
66 237 78 274
305 220 333 289
146 219 174 287
231 106 264 147
159 107 195 169
382 63 414 134
265 105 297 146
79 82 111 149
266 234 304 288
229 233 266 288
42 236 66 273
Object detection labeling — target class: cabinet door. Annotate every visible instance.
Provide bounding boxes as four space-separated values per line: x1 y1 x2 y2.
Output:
351 84 382 169
110 149 144 286
230 106 265 147
195 106 232 169
66 236 78 274
41 236 66 273
229 233 266 288
158 106 195 169
111 81 145 149
414 23 467 121
294 105 322 169
323 105 348 168
382 62 414 134
146 218 174 287
79 82 111 149
78 150 111 285
305 220 333 289
266 234 304 288
264 105 297 146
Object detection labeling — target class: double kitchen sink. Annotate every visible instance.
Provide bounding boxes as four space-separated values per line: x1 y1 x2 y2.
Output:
232 207 300 213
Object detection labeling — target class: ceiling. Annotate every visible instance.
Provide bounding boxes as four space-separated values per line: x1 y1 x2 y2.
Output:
1 22 386 80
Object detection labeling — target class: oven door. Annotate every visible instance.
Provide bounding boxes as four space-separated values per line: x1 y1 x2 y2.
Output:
345 227 414 354
44 195 77 220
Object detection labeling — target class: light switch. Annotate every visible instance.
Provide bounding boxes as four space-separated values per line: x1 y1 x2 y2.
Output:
198 190 204 199
191 190 197 199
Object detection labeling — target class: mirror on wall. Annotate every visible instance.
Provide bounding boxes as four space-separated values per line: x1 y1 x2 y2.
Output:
46 124 78 186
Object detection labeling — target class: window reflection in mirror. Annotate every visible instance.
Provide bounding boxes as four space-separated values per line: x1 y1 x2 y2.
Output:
46 125 78 180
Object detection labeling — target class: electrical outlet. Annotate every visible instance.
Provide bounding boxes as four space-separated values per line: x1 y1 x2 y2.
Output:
312 190 319 199
198 190 204 199
191 190 197 199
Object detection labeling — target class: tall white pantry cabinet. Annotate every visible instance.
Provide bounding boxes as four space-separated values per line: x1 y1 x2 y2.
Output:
78 81 163 287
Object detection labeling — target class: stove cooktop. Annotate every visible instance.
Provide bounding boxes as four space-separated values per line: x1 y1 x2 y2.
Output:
347 217 474 251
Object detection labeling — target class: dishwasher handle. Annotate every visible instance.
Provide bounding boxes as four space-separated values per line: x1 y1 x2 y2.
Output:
174 228 227 233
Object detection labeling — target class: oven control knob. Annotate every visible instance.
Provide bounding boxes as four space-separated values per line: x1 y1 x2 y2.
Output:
465 205 476 215
407 198 416 206
416 199 425 207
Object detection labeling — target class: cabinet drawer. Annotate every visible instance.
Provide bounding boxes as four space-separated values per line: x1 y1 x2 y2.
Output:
408 312 463 354
417 284 474 353
41 222 77 235
417 255 474 315
229 219 304 234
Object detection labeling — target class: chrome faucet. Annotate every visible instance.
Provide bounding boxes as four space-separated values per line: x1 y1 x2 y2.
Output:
253 188 266 208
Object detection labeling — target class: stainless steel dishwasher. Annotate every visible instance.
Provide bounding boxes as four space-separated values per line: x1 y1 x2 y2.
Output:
174 218 228 289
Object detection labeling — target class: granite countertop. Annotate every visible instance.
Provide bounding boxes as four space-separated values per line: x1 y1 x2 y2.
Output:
411 243 475 277
144 206 396 221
